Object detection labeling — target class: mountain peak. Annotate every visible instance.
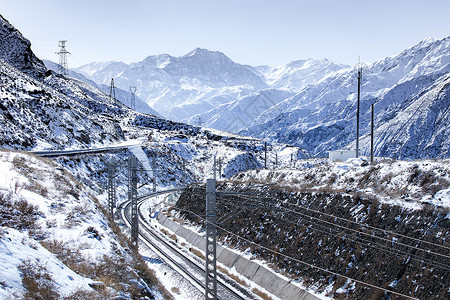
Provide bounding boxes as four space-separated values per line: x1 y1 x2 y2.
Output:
183 47 227 59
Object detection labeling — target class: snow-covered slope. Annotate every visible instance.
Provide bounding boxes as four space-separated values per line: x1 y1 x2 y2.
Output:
0 59 125 150
242 37 450 159
185 88 296 133
43 59 160 117
254 58 349 91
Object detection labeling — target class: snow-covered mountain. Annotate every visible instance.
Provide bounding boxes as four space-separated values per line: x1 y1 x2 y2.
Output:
0 13 167 151
241 37 450 159
74 48 268 121
76 51 348 132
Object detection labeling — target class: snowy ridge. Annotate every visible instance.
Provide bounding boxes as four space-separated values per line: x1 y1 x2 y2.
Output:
185 88 297 133
75 49 348 125
43 59 160 116
254 58 349 90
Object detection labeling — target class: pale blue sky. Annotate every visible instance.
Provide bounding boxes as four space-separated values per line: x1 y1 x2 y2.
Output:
1 0 449 67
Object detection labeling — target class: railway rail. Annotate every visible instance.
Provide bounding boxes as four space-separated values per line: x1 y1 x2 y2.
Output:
119 190 248 300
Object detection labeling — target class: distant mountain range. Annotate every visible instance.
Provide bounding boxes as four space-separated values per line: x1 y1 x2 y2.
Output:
75 38 450 159
73 49 348 125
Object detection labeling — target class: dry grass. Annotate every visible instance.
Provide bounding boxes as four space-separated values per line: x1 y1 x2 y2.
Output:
64 205 90 228
189 247 206 260
251 287 273 300
217 265 249 287
62 289 103 300
26 178 49 198
41 238 169 299
173 217 185 224
160 228 178 242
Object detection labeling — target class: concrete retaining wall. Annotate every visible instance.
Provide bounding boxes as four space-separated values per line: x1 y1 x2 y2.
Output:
156 213 319 300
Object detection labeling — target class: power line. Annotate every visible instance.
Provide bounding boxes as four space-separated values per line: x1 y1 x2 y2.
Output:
188 192 450 271
229 193 450 260
209 184 449 253
213 197 450 271
176 207 419 300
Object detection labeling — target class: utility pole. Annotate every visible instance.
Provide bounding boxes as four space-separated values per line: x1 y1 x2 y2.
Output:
275 152 278 169
264 141 267 169
152 156 157 193
371 103 374 164
128 157 138 248
213 155 217 180
129 86 137 110
290 148 294 166
55 40 70 76
205 179 217 300
355 59 364 158
110 78 117 105
197 116 204 127
107 162 116 217
217 158 222 179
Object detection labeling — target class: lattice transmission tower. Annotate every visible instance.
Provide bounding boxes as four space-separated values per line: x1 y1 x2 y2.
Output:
129 86 137 110
55 40 70 76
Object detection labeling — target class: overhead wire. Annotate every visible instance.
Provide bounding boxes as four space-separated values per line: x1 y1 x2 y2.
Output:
209 195 450 271
194 188 450 257
175 207 419 300
223 192 450 259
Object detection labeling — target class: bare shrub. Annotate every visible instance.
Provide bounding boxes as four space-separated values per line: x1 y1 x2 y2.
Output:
65 205 89 228
41 239 94 276
63 289 102 300
0 194 40 230
26 178 48 198
85 226 103 240
12 155 29 171
18 259 59 299
327 173 338 185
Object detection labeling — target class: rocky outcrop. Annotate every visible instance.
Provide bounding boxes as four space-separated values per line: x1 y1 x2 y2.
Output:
0 14 46 80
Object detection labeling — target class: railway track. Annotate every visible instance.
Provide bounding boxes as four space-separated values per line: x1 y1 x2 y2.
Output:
120 190 248 300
